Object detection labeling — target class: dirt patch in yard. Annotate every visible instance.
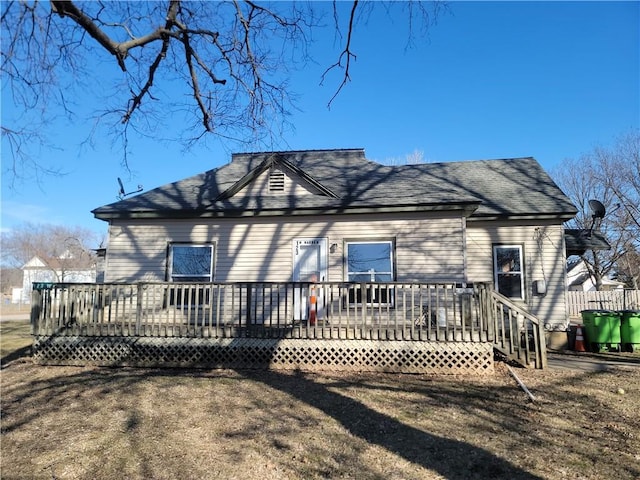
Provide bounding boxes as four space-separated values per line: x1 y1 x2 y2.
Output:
1 353 639 480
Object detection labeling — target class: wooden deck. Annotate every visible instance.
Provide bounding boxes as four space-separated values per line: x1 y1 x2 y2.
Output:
29 281 546 371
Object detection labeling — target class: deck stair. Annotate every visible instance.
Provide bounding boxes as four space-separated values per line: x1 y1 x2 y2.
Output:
478 288 547 369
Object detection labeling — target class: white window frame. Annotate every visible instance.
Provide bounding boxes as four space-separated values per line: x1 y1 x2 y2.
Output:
493 244 525 300
345 240 395 306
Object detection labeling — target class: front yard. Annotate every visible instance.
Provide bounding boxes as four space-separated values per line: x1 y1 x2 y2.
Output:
1 320 639 479
0 318 32 363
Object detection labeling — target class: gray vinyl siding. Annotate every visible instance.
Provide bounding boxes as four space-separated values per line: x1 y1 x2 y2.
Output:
104 213 465 284
466 221 568 328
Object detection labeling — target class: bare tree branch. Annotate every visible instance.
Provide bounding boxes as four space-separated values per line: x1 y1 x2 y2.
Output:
322 0 359 108
554 129 640 289
2 1 444 181
181 30 212 131
121 32 171 125
50 0 128 70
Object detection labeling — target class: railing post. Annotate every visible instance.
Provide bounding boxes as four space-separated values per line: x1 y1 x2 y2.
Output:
30 287 43 336
536 320 548 369
475 283 491 342
136 283 143 336
246 284 253 335
360 282 367 339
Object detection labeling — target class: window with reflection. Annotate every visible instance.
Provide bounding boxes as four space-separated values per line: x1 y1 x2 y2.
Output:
169 244 214 282
346 241 394 305
168 244 214 306
493 245 524 300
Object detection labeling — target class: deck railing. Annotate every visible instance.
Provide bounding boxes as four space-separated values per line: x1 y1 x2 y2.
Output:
31 282 483 340
30 281 546 367
476 287 547 369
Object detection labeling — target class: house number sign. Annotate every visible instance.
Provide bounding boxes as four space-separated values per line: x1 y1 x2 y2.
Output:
295 239 319 255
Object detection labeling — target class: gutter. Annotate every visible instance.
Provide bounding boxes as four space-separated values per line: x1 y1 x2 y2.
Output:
93 202 482 221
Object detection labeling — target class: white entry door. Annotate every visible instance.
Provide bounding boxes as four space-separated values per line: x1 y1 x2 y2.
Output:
292 238 328 320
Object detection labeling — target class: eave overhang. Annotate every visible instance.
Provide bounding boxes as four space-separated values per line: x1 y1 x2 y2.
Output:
467 212 578 222
93 201 482 221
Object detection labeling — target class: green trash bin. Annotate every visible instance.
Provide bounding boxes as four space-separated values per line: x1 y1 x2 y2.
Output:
580 310 621 352
620 310 640 352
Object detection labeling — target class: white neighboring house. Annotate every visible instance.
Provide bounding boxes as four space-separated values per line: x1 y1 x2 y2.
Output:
566 259 625 292
20 255 96 304
11 287 23 304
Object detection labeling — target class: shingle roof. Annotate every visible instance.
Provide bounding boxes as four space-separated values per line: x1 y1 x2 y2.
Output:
565 229 611 256
92 149 577 220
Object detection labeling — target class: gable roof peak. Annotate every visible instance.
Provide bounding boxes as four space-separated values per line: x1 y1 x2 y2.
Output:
216 150 342 200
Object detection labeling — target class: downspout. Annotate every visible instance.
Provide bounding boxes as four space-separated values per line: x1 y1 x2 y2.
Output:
561 229 570 328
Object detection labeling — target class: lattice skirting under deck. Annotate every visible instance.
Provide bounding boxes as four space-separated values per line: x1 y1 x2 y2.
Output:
32 336 494 375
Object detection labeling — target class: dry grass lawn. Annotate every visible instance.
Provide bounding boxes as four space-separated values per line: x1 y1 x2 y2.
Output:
1 322 639 480
0 319 32 363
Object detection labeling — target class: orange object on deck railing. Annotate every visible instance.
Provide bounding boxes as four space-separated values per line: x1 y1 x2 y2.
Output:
309 284 317 326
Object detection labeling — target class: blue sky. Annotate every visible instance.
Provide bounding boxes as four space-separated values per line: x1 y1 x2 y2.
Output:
1 1 638 244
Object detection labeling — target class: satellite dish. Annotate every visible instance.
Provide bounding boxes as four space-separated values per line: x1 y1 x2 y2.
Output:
587 199 606 237
116 177 143 200
588 199 606 219
117 177 125 196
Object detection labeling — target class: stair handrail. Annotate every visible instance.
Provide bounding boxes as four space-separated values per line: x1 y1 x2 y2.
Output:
491 289 547 369
474 283 547 369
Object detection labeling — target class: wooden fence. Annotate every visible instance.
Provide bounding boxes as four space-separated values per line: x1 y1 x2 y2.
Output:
567 290 640 318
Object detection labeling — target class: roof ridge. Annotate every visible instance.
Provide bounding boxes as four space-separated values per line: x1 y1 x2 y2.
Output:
231 148 365 158
391 156 537 168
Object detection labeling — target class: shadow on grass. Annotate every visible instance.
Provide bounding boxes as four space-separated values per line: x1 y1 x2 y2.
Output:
0 345 31 369
2 361 545 479
241 368 543 480
8 361 639 479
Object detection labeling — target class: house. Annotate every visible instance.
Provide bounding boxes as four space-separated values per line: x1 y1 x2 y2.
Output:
92 149 576 330
566 258 625 292
29 149 577 372
20 255 97 305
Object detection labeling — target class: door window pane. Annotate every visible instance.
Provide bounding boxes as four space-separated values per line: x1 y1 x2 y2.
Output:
298 244 320 282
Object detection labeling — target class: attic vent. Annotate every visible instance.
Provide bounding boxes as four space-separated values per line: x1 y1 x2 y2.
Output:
269 170 286 193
